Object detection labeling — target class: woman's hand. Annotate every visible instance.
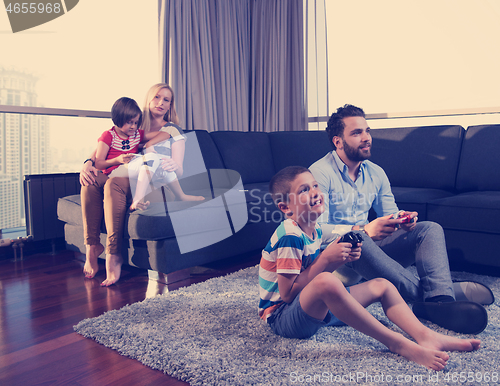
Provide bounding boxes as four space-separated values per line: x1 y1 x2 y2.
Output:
80 161 98 186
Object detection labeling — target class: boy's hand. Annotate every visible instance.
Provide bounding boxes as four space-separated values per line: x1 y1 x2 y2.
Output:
322 238 356 266
346 243 362 263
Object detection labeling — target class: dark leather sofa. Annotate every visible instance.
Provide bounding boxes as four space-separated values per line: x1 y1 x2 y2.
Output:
57 124 500 275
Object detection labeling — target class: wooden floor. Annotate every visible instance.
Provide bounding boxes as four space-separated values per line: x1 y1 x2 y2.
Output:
0 249 260 386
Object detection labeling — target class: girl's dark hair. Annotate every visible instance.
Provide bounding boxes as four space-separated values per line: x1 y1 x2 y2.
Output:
111 97 142 128
326 104 365 149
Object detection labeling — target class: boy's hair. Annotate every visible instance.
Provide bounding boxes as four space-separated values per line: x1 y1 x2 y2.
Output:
326 104 365 149
111 97 142 128
269 166 311 207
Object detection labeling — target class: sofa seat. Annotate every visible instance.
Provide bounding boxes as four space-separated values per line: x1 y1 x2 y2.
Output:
427 191 500 234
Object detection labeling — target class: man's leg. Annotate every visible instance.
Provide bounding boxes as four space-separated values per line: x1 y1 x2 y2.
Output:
346 231 421 302
346 222 454 302
376 221 454 301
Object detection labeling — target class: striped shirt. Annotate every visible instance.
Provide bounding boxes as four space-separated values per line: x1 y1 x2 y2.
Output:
258 219 329 321
98 127 144 175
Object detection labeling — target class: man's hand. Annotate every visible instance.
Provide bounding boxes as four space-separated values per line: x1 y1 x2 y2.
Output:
364 214 400 240
399 211 418 232
80 161 98 186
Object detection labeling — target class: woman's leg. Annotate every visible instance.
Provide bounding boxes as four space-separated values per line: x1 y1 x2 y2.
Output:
80 172 107 278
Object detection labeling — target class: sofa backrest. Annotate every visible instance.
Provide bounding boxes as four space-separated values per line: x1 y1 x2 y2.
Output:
456 124 500 192
369 125 465 191
209 131 276 184
268 131 332 172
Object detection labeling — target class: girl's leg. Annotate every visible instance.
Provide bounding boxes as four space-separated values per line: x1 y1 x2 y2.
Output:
300 273 449 371
130 166 153 210
350 279 481 352
80 172 107 278
102 177 131 286
166 179 204 201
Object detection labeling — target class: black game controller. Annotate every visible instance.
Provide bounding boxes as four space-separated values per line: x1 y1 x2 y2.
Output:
339 231 363 247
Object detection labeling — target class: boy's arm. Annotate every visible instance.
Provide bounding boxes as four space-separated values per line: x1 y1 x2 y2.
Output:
277 240 356 303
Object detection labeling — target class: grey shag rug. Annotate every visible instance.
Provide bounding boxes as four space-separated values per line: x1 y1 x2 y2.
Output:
74 266 500 386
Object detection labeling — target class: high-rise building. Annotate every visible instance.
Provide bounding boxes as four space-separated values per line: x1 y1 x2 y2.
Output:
0 67 51 229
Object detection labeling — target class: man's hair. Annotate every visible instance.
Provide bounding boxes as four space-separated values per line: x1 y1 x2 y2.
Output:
269 166 310 207
111 97 142 128
326 104 365 149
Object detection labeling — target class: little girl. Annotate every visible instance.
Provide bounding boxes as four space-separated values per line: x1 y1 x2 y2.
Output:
96 97 204 210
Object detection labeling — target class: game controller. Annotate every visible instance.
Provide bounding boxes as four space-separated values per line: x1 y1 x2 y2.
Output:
393 211 416 229
339 231 363 247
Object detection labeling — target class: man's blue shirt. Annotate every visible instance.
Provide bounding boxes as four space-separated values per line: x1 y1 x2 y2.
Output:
310 151 399 225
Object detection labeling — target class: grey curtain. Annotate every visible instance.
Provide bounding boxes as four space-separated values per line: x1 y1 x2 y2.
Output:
159 0 305 132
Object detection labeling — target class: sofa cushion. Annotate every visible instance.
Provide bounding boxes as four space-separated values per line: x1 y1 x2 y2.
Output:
427 191 500 234
391 187 456 220
370 125 465 190
456 125 500 192
209 131 275 184
268 131 332 171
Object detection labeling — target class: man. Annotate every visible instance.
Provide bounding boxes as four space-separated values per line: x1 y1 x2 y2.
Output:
309 104 494 334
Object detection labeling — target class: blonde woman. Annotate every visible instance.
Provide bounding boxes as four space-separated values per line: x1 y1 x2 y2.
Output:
80 84 192 286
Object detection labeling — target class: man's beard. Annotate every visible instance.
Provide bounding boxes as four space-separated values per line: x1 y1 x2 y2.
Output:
343 140 371 162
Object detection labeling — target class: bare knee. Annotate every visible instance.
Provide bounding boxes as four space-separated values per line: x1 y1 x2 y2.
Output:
312 272 346 298
367 278 395 300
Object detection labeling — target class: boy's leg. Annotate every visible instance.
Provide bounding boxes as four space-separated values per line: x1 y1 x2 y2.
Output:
81 172 107 278
349 279 480 352
299 272 449 371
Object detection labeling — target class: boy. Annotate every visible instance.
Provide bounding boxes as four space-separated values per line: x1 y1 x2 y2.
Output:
258 166 480 371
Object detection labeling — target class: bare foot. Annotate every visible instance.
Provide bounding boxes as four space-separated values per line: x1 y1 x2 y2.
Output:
84 244 104 278
390 336 449 371
101 253 123 287
418 328 481 352
179 194 205 201
130 200 150 211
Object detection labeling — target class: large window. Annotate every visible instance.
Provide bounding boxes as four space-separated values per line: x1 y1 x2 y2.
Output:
0 0 160 231
307 0 500 129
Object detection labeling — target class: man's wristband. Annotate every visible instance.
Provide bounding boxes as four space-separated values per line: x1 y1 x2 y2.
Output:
84 158 95 167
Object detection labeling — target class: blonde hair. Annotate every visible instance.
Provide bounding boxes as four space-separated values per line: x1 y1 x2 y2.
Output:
141 83 180 133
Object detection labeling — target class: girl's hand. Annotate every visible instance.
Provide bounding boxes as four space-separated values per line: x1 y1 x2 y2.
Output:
160 157 180 173
80 161 98 186
117 153 136 164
